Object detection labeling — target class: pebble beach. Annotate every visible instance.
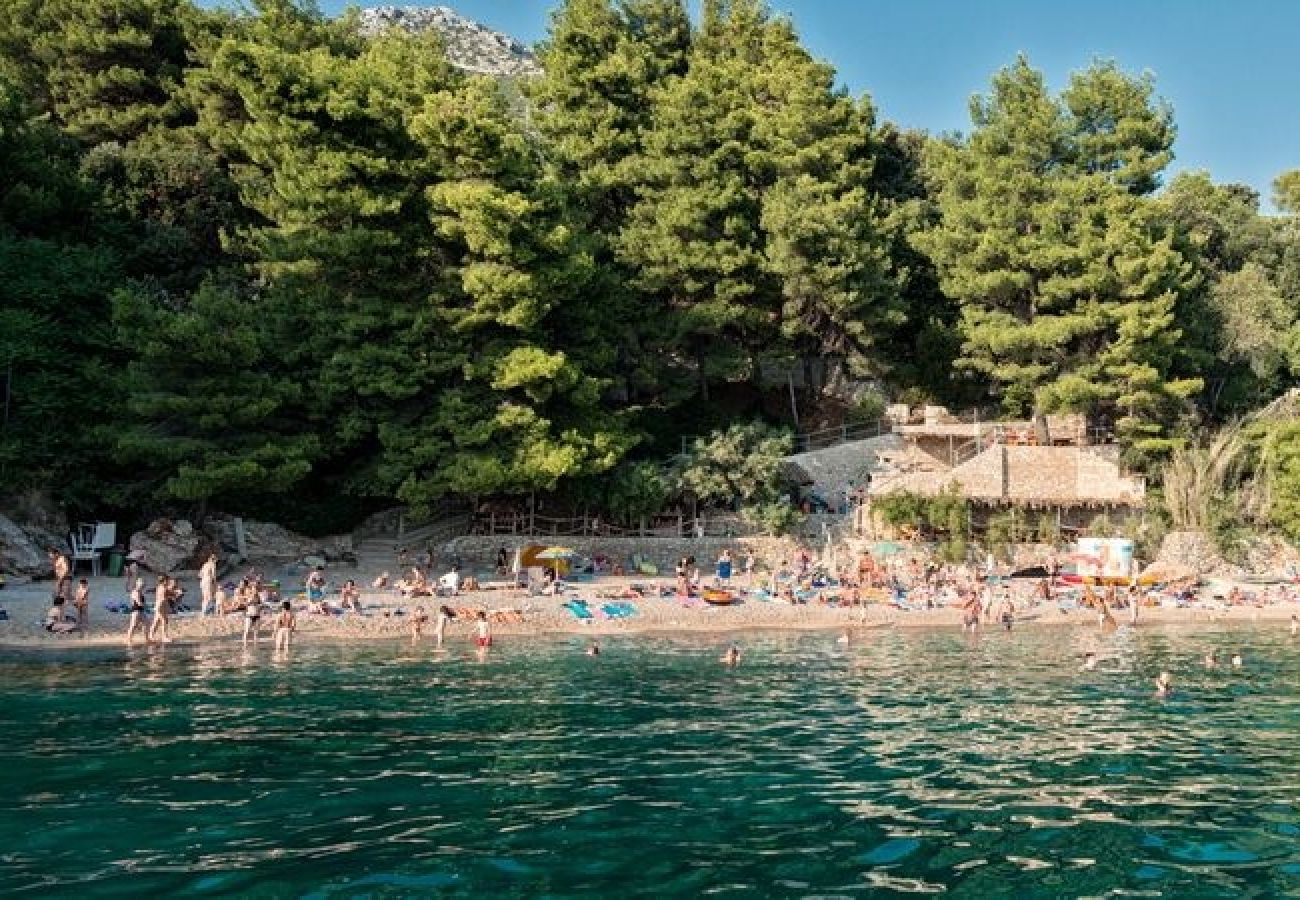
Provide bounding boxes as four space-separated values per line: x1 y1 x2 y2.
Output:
5 567 1299 651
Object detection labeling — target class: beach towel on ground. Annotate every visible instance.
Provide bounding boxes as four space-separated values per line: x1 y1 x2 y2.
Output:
563 600 593 620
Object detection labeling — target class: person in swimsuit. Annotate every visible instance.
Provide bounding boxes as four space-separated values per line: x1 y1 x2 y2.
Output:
1081 651 1098 671
125 578 147 646
1292 614 1298 638
339 579 361 613
45 596 78 634
962 594 981 632
586 640 601 657
411 605 430 641
49 549 71 604
199 553 218 616
474 610 492 649
1155 671 1173 697
716 549 733 586
273 600 295 652
147 577 171 644
720 644 741 666
73 578 90 629
1204 650 1219 668
434 605 454 648
242 592 263 647
305 566 326 605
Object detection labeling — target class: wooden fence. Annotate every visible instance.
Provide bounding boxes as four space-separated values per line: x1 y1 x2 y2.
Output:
468 511 765 539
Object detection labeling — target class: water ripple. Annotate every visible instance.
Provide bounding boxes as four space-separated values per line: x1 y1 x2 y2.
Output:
2 625 1300 895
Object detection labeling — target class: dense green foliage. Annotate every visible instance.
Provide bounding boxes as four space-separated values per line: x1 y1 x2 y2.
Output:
1 0 1298 534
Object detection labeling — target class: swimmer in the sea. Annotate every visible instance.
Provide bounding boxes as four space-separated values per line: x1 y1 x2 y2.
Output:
586 640 600 657
1082 651 1098 671
1155 671 1173 697
1204 650 1218 669
1292 614 1298 638
1231 652 1243 668
721 644 741 666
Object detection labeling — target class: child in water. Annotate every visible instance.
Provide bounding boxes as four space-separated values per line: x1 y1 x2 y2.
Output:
720 644 741 666
274 600 295 652
474 611 492 649
411 605 429 641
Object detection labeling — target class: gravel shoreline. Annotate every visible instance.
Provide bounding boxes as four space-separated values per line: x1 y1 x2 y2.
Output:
3 571 1298 651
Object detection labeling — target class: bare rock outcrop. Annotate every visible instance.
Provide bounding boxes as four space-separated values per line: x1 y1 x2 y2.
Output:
1155 530 1242 578
202 515 354 564
129 519 220 575
0 513 56 577
358 6 541 77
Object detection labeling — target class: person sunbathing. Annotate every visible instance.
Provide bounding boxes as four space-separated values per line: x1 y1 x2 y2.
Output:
45 596 79 634
399 568 431 599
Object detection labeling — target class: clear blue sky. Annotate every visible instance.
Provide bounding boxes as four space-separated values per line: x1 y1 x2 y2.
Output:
284 2 1300 208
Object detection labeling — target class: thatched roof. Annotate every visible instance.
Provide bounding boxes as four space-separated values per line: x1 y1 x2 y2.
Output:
869 445 1145 508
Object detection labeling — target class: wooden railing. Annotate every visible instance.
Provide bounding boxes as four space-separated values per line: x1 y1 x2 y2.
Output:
468 511 766 539
679 419 893 456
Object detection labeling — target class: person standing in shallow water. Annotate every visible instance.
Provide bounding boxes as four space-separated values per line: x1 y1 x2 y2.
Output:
242 590 262 647
125 577 147 646
147 577 171 644
199 553 218 616
434 605 454 648
274 600 295 653
474 610 492 650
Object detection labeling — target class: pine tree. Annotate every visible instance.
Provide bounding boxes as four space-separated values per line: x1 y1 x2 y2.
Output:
530 0 691 411
112 277 319 511
916 57 1200 459
0 78 121 499
29 0 192 145
381 77 635 504
621 0 898 404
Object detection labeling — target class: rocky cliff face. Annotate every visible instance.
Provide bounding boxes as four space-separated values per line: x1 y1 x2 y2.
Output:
358 6 541 78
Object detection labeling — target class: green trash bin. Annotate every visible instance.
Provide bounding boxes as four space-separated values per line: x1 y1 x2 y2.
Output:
106 551 125 577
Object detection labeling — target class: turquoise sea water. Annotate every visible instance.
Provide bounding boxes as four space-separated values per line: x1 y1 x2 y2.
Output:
3 625 1300 897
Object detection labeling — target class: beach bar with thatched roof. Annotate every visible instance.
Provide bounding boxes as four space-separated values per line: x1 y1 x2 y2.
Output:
857 442 1146 535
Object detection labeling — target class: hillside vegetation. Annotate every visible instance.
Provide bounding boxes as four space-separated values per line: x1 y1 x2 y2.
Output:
0 0 1297 535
